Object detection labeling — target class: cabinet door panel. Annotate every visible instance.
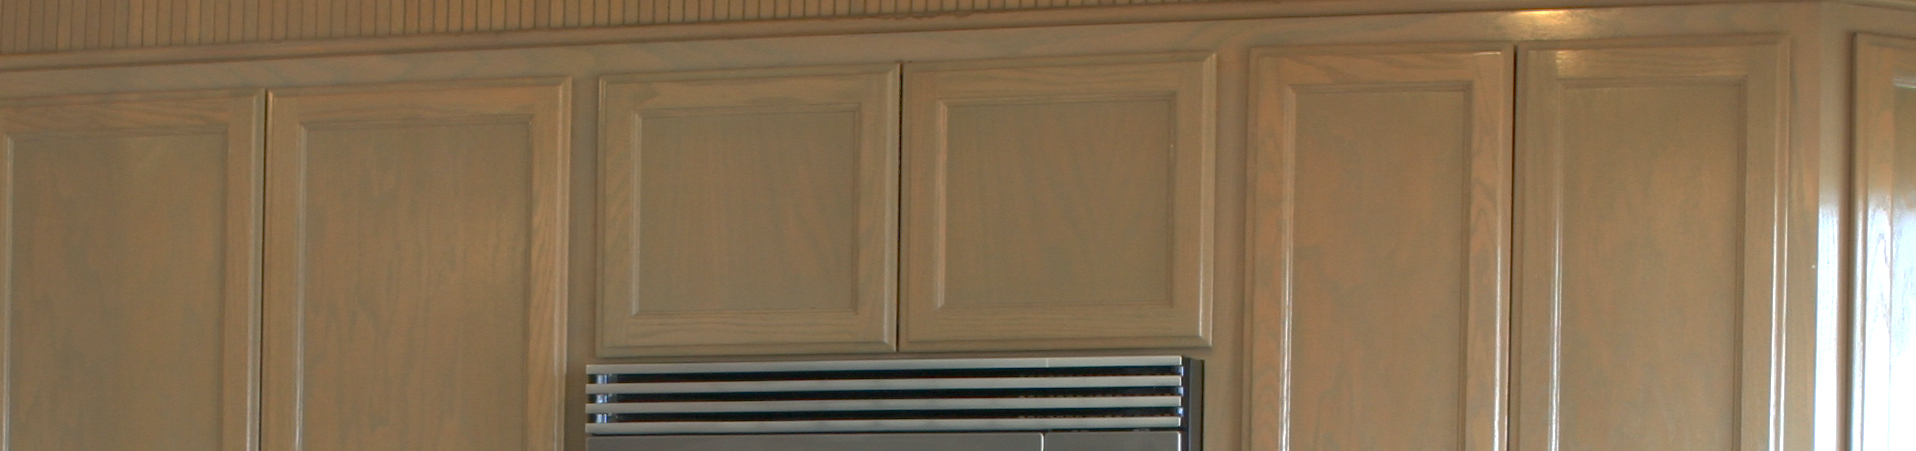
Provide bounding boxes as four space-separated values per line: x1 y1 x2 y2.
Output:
1247 46 1512 451
902 53 1215 351
1855 33 1916 451
0 92 261 451
1516 41 1784 451
599 65 899 357
263 80 568 451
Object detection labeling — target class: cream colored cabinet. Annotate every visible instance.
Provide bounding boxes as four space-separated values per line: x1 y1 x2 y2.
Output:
261 80 569 451
0 91 262 451
1855 33 1916 451
901 53 1215 351
598 65 900 357
1250 39 1785 451
598 54 1215 356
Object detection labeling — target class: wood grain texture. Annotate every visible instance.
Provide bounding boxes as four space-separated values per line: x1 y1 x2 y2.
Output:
0 0 1214 55
901 52 1215 351
1853 32 1916 451
1247 44 1512 451
1514 39 1786 451
263 79 568 451
599 64 899 356
0 90 261 451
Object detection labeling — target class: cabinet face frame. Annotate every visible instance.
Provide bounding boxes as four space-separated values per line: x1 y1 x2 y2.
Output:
1245 43 1514 451
0 90 263 451
1513 37 1787 451
1853 32 1916 451
262 78 570 451
597 64 901 357
900 52 1217 351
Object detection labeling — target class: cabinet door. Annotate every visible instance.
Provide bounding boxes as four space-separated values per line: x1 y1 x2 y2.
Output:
901 53 1215 351
0 91 261 451
1855 33 1916 451
263 79 569 451
599 65 899 357
1515 41 1785 451
1247 45 1512 451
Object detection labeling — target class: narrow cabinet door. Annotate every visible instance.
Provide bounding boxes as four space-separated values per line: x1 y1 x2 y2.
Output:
1854 33 1916 451
0 91 261 451
1246 46 1513 451
1515 41 1785 451
263 80 569 451
599 65 900 357
902 53 1216 351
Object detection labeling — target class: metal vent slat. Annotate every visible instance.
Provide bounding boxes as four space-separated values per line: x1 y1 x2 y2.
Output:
585 355 1195 436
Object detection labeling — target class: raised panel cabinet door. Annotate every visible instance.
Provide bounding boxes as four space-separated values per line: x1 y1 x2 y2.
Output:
262 79 569 451
1855 33 1916 451
901 53 1216 351
0 91 261 451
1247 45 1512 451
1515 40 1785 451
599 65 900 357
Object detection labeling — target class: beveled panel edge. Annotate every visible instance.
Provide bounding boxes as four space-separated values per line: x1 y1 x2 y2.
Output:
1244 43 1513 451
597 63 900 358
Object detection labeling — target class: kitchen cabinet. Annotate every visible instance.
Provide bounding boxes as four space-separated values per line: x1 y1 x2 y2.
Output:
1249 38 1786 451
901 53 1215 352
1855 33 1916 451
0 91 262 451
262 79 570 451
597 54 1215 356
598 65 900 357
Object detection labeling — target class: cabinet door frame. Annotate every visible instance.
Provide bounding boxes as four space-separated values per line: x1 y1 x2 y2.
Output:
1513 37 1787 451
900 52 1217 351
263 77 570 451
1246 43 1514 451
0 89 263 451
597 64 901 357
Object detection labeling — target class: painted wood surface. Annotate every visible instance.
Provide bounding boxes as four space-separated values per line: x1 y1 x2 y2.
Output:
1514 39 1785 451
262 79 568 451
1247 44 1511 451
1854 32 1916 451
0 91 262 451
901 52 1215 351
599 64 898 356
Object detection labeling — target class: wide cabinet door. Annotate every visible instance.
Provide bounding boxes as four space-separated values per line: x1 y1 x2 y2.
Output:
1249 38 1786 451
901 53 1217 351
598 65 900 357
263 80 570 451
0 92 262 451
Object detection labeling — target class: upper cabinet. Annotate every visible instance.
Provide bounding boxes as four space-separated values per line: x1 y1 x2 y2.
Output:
1248 39 1787 451
597 54 1217 357
0 91 262 451
1854 33 1916 451
598 65 900 357
901 53 1216 351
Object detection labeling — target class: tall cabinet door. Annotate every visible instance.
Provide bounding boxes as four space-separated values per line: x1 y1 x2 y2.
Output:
1854 33 1916 451
1247 45 1513 451
0 91 261 451
902 53 1216 351
599 65 900 357
263 80 569 451
1515 41 1785 451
